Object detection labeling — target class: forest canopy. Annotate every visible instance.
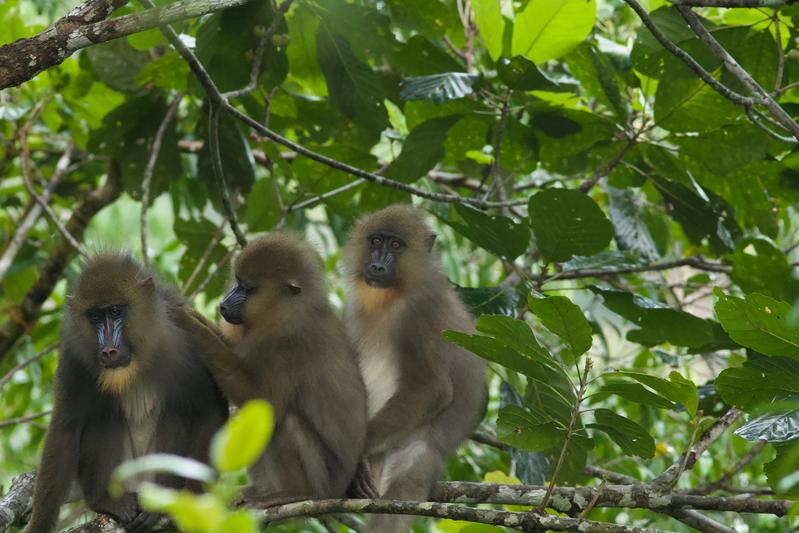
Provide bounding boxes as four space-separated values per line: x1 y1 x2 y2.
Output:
0 0 798 531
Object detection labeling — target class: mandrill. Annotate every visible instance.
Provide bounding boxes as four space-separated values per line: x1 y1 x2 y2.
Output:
343 204 487 533
24 253 227 533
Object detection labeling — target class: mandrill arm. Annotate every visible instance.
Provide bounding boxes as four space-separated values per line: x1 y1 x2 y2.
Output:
366 357 454 455
173 307 288 418
24 410 79 533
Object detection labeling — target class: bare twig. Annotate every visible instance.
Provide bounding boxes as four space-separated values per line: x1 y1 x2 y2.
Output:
579 135 638 193
669 0 794 6
208 106 247 247
483 88 512 213
19 133 87 257
653 408 744 490
222 0 294 99
544 256 730 284
0 144 73 280
181 221 226 295
0 410 51 429
140 91 183 267
188 247 236 301
0 343 58 391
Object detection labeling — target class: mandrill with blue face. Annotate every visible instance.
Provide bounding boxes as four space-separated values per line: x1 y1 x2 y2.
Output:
24 253 227 533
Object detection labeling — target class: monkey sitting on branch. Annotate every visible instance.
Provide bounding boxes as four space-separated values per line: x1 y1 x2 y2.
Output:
343 204 487 533
172 232 368 506
24 253 228 533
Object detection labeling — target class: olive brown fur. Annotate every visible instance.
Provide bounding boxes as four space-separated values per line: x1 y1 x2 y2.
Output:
343 204 487 533
24 253 228 533
173 232 368 505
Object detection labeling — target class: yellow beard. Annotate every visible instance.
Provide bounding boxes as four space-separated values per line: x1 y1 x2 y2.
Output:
355 280 400 316
220 320 245 343
98 361 140 395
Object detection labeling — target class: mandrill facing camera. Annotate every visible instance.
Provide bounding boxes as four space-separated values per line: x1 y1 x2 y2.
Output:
344 204 487 533
24 254 228 533
172 232 368 505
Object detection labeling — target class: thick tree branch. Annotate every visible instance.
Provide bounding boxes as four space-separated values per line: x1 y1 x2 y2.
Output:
258 498 669 532
0 162 122 363
0 0 253 89
0 472 36 531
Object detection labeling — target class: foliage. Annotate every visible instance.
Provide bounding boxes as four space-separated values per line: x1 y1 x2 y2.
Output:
1 0 799 531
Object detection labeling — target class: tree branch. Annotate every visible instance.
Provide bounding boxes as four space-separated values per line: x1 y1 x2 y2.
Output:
669 0 795 6
653 408 744 490
544 256 731 284
0 343 58 391
0 472 36 531
0 161 122 363
675 4 799 140
258 498 670 532
0 0 252 90
208 105 247 247
622 0 758 107
0 410 51 430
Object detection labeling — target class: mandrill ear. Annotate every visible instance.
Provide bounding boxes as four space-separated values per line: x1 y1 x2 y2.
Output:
138 277 155 292
427 233 437 251
286 280 302 296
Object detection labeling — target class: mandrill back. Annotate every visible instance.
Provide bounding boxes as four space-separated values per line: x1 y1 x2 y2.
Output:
25 253 227 533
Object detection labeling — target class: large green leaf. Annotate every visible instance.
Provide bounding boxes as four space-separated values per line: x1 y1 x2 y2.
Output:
654 69 738 133
610 370 698 414
475 314 555 364
727 239 799 301
472 0 504 60
445 204 530 261
590 286 732 351
383 116 461 183
456 286 519 317
588 409 655 458
765 441 799 495
528 294 593 357
528 189 614 262
197 109 255 198
400 73 480 103
511 0 597 63
714 290 799 360
607 187 660 262
498 56 570 92
598 382 677 410
211 400 274 473
716 356 799 410
497 405 563 451
316 24 388 141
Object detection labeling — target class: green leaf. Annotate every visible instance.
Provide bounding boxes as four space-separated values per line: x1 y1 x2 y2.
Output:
588 408 655 458
400 73 480 103
383 116 461 183
445 204 530 260
716 356 799 410
726 240 799 302
219 511 258 533
654 69 738 133
497 405 563 451
286 4 327 95
765 441 799 495
511 0 597 63
498 56 570 92
735 405 799 443
85 39 150 93
316 24 388 140
612 370 698 414
211 400 274 473
197 109 256 198
599 381 677 410
110 455 214 498
140 486 226 533
472 0 504 61
456 286 519 317
528 189 613 262
592 286 733 351
562 251 646 272
474 314 554 364
607 187 660 262
245 179 281 232
528 295 593 357
714 290 799 360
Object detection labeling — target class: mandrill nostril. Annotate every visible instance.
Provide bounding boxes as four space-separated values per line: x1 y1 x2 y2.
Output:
219 303 229 315
369 263 385 274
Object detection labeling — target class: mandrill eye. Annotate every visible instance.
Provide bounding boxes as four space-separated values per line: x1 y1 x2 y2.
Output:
87 309 100 322
371 237 382 247
390 240 401 249
108 306 121 319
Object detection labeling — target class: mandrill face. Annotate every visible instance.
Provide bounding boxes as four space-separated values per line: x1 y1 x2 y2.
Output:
85 304 133 369
362 231 406 288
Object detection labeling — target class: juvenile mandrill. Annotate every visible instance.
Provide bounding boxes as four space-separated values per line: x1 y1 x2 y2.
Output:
173 232 368 504
24 254 228 533
343 204 486 533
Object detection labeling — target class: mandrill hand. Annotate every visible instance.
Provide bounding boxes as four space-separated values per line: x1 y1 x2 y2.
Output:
347 458 379 499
